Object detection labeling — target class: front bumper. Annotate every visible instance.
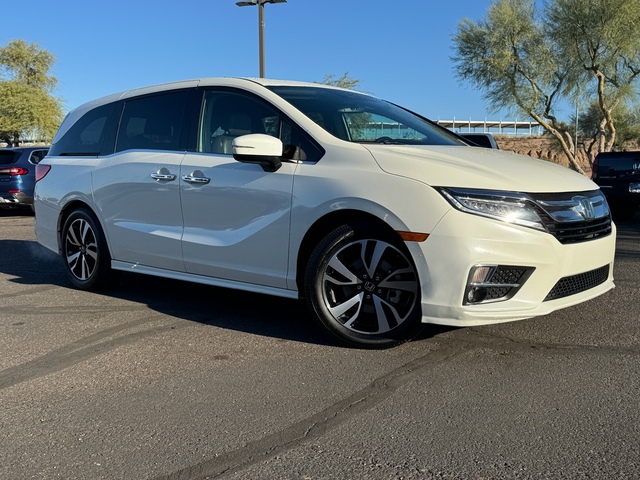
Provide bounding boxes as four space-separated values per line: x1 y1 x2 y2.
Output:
411 209 616 327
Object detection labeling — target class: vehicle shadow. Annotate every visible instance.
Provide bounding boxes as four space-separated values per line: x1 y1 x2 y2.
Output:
0 208 34 217
615 210 640 230
614 211 640 261
3 207 636 346
0 238 451 347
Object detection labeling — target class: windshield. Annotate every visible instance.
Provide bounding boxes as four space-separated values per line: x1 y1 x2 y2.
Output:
268 86 464 146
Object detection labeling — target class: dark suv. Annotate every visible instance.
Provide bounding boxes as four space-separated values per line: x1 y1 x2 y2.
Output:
460 132 499 149
592 151 640 220
0 146 49 211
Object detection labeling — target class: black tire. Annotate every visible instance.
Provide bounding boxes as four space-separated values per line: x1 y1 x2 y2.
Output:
304 224 423 348
61 208 113 290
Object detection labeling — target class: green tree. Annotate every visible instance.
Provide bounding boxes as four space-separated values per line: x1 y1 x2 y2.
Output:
452 0 640 173
0 39 63 146
548 0 640 154
319 72 361 90
575 101 640 158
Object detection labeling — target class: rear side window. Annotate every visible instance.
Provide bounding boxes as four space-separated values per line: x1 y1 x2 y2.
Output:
48 103 116 156
115 91 189 153
29 149 49 164
0 150 19 165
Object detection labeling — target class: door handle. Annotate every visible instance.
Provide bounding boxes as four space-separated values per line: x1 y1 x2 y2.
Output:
182 170 211 185
151 167 177 181
150 173 177 181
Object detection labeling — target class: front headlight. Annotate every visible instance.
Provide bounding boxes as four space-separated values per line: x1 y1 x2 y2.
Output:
438 188 546 231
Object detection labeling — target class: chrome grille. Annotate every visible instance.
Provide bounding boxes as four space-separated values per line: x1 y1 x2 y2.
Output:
530 191 612 244
539 215 612 244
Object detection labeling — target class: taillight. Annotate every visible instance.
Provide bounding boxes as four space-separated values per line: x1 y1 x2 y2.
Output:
35 164 51 182
591 158 599 179
0 167 29 175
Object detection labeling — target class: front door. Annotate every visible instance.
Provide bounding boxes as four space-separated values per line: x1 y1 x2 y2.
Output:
180 153 295 287
179 89 300 287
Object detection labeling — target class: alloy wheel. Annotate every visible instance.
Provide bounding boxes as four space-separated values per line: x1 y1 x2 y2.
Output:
320 239 418 335
65 218 98 281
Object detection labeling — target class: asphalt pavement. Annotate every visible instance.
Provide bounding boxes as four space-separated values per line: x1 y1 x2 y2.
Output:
1 208 638 479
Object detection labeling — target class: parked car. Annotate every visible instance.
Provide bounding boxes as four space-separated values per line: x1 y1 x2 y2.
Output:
0 146 49 211
34 78 616 347
460 132 499 149
592 151 640 221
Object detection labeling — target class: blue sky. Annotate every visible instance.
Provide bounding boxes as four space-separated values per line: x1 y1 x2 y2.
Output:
1 0 551 122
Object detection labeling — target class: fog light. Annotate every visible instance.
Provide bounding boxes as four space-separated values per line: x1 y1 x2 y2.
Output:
467 286 488 303
463 264 535 305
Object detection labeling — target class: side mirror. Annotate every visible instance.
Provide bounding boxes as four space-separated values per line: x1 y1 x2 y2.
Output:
232 134 283 172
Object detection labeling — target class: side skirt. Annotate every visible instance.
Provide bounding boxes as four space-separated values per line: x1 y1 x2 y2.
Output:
111 260 300 299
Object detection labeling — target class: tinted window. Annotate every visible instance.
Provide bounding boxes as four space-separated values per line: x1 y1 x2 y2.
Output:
49 103 116 156
199 90 323 162
29 149 49 164
595 153 640 177
0 150 19 165
115 91 189 153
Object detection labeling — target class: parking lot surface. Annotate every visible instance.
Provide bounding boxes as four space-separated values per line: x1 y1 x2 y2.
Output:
1 209 639 479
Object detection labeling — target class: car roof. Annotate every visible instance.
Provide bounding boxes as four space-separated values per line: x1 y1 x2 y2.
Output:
56 77 364 142
85 77 350 106
0 146 49 152
596 151 640 157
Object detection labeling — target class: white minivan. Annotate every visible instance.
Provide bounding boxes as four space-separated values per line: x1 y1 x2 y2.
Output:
35 78 616 347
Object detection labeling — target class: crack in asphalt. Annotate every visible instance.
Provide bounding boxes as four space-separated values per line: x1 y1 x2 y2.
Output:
1 305 150 315
0 285 60 299
154 326 640 480
153 340 472 480
464 327 640 355
0 315 186 391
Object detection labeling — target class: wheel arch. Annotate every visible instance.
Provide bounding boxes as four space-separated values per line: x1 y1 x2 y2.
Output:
295 209 403 296
57 200 109 255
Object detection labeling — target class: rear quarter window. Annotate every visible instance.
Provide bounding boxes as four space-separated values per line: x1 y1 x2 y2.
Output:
48 103 116 156
28 149 49 164
115 91 189 153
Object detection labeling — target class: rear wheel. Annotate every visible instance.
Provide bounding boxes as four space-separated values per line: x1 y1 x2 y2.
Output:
61 208 113 290
305 224 423 348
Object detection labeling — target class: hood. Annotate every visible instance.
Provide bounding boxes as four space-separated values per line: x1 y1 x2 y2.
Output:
363 144 597 193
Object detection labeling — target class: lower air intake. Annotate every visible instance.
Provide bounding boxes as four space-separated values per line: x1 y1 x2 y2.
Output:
544 265 610 301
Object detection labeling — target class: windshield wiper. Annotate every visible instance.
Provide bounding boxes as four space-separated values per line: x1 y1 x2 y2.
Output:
360 137 404 145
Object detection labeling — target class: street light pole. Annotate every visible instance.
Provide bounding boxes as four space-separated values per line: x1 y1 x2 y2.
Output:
236 0 287 78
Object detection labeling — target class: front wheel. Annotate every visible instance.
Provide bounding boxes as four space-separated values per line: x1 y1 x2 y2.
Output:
61 208 113 290
304 224 423 348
